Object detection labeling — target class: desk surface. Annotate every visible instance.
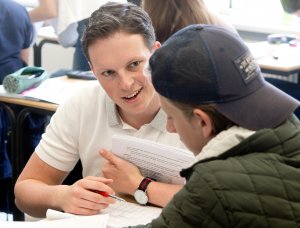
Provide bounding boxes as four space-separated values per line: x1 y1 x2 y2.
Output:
0 76 95 111
37 26 57 41
248 41 300 74
0 96 57 112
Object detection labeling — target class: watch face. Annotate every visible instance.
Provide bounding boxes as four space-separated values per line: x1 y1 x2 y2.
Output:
134 189 148 205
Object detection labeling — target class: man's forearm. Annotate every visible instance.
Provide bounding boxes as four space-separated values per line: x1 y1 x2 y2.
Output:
14 180 66 218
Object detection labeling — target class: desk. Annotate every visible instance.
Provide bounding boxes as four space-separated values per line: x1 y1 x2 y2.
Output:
0 94 57 222
0 77 94 221
0 96 58 176
0 99 56 221
248 41 300 76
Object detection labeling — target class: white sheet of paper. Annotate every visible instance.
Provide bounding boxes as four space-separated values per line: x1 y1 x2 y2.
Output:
112 134 194 184
0 221 38 228
0 77 96 104
100 201 162 227
46 201 162 227
0 214 109 228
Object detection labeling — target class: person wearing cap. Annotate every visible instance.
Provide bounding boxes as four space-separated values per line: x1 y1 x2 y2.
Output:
29 0 127 71
135 24 300 227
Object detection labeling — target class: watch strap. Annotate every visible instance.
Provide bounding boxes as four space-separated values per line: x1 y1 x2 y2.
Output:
138 177 152 191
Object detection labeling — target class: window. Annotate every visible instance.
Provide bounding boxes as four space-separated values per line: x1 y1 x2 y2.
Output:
205 0 299 34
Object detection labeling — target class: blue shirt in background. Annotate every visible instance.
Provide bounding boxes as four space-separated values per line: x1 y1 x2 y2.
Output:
0 0 34 83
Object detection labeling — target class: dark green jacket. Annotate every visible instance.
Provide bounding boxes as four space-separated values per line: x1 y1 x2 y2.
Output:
139 116 300 228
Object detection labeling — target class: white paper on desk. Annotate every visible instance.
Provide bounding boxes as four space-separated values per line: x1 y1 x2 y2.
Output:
0 214 109 228
112 134 194 185
46 209 75 220
46 201 161 227
39 214 109 228
20 79 95 104
101 201 161 227
0 77 96 104
0 221 39 228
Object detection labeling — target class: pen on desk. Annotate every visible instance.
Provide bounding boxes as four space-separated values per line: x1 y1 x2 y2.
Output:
97 191 126 202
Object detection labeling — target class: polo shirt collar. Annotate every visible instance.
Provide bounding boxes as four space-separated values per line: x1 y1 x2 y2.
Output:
106 95 166 132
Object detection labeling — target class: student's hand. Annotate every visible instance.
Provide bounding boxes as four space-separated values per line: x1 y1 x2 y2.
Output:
58 176 115 215
100 149 143 195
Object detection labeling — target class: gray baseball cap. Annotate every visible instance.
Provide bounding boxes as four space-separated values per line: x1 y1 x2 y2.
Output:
150 24 300 130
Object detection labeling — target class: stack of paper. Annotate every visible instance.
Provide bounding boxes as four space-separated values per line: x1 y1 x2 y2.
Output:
112 134 194 185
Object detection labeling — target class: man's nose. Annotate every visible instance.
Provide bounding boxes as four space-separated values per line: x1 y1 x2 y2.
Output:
118 72 134 90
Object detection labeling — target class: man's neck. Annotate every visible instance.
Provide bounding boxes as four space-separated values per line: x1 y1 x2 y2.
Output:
118 96 161 129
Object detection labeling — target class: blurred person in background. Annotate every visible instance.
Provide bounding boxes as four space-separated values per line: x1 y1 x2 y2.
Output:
142 0 236 43
29 0 127 71
0 0 34 217
0 0 33 82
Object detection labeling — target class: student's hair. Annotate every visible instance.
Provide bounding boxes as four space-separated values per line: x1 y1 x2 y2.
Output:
82 2 155 61
168 99 236 135
142 0 233 43
280 0 300 14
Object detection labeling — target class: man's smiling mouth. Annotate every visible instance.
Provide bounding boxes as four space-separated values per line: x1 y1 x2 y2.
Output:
123 88 143 100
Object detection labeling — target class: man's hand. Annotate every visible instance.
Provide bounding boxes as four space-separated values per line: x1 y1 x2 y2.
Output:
100 149 144 195
58 176 116 215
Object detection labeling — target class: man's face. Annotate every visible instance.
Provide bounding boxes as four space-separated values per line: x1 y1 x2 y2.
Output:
160 96 208 155
88 32 159 118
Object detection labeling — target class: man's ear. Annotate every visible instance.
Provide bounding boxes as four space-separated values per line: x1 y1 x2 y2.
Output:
193 109 214 138
152 41 161 52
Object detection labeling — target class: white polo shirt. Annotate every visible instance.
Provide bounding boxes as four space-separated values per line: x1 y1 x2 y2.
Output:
35 83 185 177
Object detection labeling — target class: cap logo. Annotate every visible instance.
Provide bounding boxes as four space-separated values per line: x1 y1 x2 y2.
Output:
234 52 258 84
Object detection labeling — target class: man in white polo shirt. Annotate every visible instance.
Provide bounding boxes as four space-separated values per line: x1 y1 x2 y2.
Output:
14 2 186 218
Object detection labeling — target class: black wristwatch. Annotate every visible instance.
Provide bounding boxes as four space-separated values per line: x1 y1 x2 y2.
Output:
134 177 153 205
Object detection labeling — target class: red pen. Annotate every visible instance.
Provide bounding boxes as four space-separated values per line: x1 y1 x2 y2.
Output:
97 191 125 202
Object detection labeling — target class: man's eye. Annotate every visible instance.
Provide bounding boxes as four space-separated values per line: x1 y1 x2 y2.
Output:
102 70 114 77
129 61 141 69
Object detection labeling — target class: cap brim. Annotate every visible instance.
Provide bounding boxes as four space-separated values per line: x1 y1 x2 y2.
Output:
215 82 300 130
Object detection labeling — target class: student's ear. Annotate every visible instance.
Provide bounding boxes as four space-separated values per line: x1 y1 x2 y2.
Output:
152 41 161 52
193 109 214 138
